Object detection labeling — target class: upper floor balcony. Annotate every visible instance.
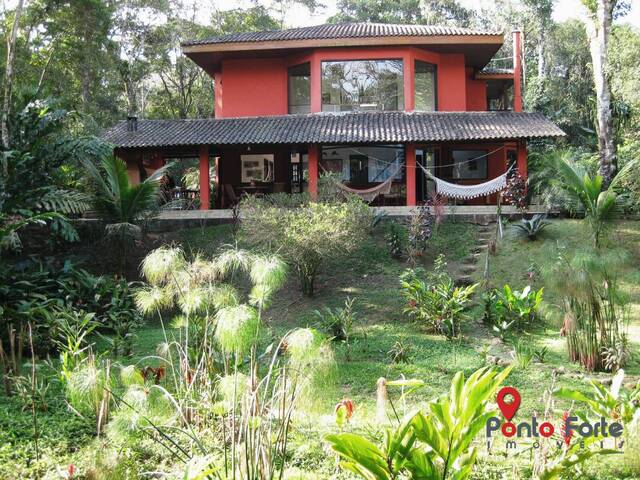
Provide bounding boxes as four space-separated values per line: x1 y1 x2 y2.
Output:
181 23 519 118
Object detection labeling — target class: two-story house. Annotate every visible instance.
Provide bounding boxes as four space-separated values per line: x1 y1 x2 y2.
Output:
103 22 565 210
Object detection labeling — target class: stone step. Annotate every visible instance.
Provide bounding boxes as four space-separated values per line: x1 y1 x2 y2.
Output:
471 245 488 254
458 265 477 275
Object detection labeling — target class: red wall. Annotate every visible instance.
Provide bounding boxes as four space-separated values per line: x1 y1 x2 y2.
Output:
465 68 487 111
213 47 493 117
218 58 288 117
436 54 467 111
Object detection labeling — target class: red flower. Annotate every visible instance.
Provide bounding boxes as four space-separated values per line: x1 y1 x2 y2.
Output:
335 399 355 420
68 464 75 478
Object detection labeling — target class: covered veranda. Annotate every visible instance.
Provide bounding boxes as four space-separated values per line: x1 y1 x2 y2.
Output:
105 111 565 210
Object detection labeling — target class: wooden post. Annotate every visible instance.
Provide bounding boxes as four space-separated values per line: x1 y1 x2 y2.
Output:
199 145 210 210
405 144 416 206
513 31 523 113
308 144 319 200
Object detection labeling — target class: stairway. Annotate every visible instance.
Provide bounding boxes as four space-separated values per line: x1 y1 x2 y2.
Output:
454 223 495 286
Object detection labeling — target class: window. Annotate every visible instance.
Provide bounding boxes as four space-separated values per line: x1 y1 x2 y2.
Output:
320 145 404 185
241 154 274 183
451 150 487 179
321 60 404 112
414 61 437 111
288 63 310 114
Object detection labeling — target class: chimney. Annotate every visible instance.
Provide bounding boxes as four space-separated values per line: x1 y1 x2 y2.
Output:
127 115 138 132
512 30 523 112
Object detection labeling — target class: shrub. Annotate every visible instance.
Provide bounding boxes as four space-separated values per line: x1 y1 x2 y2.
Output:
400 256 477 338
544 246 629 371
492 284 544 330
313 297 356 343
240 196 372 296
0 259 141 356
406 205 433 265
512 214 551 240
384 220 407 259
326 366 513 480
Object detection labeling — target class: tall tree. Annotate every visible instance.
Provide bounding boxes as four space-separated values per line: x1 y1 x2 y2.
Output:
581 0 629 186
2 0 25 149
329 0 476 26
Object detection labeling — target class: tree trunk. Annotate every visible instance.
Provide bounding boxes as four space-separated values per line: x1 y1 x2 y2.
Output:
585 0 617 187
537 27 546 80
1 0 26 150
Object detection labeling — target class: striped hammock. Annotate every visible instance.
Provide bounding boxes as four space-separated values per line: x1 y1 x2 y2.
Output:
418 163 510 200
329 164 402 203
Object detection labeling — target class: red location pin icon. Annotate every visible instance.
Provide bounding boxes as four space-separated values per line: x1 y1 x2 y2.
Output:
496 386 521 421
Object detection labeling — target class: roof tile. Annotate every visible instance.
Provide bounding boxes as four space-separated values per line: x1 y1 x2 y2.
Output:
183 22 502 46
103 111 565 149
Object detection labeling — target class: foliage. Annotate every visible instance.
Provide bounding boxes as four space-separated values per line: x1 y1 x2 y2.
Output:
0 258 141 352
387 340 413 364
240 196 372 296
384 220 407 259
490 284 544 331
503 171 528 213
512 214 551 240
533 346 549 363
406 205 433 265
314 297 357 343
400 256 477 338
326 366 513 480
542 151 637 247
544 245 629 371
555 369 640 426
0 102 100 253
512 340 534 370
84 154 171 271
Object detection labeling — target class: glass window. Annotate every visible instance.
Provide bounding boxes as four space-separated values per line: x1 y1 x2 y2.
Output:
414 61 437 111
288 63 311 114
241 154 274 183
451 150 487 179
320 145 404 185
321 60 404 112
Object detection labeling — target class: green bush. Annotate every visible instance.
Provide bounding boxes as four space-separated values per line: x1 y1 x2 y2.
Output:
490 284 544 331
0 258 141 355
240 196 372 296
400 255 477 338
384 220 407 259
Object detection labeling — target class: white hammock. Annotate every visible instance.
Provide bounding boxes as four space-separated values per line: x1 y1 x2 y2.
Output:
332 165 402 203
418 163 509 200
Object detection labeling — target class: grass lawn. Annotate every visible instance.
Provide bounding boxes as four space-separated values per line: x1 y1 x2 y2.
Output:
2 218 639 479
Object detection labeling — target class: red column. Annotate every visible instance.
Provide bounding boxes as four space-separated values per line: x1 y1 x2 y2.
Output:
404 52 415 111
517 140 527 180
310 53 322 113
513 30 523 112
199 145 210 210
405 144 416 206
308 144 319 200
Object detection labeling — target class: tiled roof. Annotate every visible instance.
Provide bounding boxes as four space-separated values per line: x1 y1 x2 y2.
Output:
478 67 514 75
182 22 502 46
103 111 565 149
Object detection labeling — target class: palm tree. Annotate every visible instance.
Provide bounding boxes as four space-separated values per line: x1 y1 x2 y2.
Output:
547 151 635 247
84 155 171 273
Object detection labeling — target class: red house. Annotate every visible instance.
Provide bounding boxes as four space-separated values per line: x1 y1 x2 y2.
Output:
103 22 564 210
